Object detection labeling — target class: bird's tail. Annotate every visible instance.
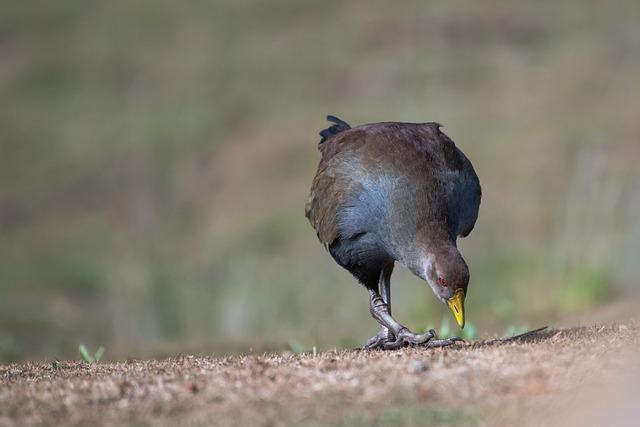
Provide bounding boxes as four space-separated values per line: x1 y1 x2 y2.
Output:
319 115 351 143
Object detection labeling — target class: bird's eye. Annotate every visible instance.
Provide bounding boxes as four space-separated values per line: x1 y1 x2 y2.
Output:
438 277 447 287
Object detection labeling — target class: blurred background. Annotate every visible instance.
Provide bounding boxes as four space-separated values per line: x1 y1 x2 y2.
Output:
1 0 639 363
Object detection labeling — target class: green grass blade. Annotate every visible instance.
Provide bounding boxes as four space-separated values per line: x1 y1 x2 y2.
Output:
78 344 93 363
94 346 105 362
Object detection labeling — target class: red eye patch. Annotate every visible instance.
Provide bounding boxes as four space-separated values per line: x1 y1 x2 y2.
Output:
438 277 447 287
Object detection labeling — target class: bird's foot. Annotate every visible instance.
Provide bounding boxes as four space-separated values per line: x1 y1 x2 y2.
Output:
383 328 464 350
423 335 465 348
363 327 395 350
382 328 435 350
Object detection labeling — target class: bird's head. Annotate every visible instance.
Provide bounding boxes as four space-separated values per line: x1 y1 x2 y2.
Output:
419 246 469 328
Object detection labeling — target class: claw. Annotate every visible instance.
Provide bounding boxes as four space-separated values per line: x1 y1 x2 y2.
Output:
364 335 385 350
363 327 395 350
383 328 436 350
425 337 464 348
364 327 464 351
383 339 403 350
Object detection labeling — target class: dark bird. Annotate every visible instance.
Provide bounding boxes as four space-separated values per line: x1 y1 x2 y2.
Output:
305 116 481 350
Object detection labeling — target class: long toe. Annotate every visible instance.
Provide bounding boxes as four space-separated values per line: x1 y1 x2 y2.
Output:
383 328 436 350
363 335 385 350
425 337 465 348
403 329 436 345
382 335 406 350
363 328 393 350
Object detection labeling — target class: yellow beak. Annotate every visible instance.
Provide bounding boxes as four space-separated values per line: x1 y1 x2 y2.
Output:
447 288 465 329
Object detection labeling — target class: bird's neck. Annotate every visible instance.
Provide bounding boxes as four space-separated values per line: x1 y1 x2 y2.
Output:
399 224 457 280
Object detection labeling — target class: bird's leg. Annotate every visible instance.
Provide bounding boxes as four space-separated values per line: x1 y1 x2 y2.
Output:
377 305 463 350
367 292 440 350
365 288 407 346
364 266 462 350
363 264 395 349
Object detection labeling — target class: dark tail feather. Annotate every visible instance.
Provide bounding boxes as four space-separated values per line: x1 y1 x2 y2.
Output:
319 115 351 143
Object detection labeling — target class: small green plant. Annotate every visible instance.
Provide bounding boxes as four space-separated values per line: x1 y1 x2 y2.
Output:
439 315 451 339
51 359 61 370
287 340 306 354
425 315 477 340
460 322 477 340
287 340 319 356
78 344 104 363
504 325 529 337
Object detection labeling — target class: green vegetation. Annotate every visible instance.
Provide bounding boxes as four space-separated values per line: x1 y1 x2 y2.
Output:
504 325 530 338
561 265 614 310
425 316 477 341
288 340 307 354
1 1 639 362
78 344 104 363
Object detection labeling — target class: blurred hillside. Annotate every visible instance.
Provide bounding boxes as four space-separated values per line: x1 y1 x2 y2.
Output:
1 0 639 362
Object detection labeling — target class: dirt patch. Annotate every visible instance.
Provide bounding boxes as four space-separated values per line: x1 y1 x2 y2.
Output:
0 324 638 427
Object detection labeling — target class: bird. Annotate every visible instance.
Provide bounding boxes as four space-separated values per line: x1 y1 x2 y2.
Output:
305 115 481 350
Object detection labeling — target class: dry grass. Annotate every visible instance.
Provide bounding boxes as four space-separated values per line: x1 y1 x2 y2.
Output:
1 323 638 427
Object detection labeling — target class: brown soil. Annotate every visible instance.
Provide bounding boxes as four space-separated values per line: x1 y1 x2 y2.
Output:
1 324 638 427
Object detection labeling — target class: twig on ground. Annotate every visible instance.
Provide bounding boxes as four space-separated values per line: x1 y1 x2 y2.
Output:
481 326 550 346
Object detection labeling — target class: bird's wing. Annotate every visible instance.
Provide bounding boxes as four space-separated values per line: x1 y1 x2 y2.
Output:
453 147 482 238
306 121 481 244
409 125 481 238
305 129 368 246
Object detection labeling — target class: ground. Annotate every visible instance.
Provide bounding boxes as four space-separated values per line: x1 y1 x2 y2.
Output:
1 323 639 427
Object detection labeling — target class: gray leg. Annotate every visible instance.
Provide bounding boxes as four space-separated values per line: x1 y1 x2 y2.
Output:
363 264 395 349
380 263 392 316
372 299 463 350
367 289 406 337
364 264 463 350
